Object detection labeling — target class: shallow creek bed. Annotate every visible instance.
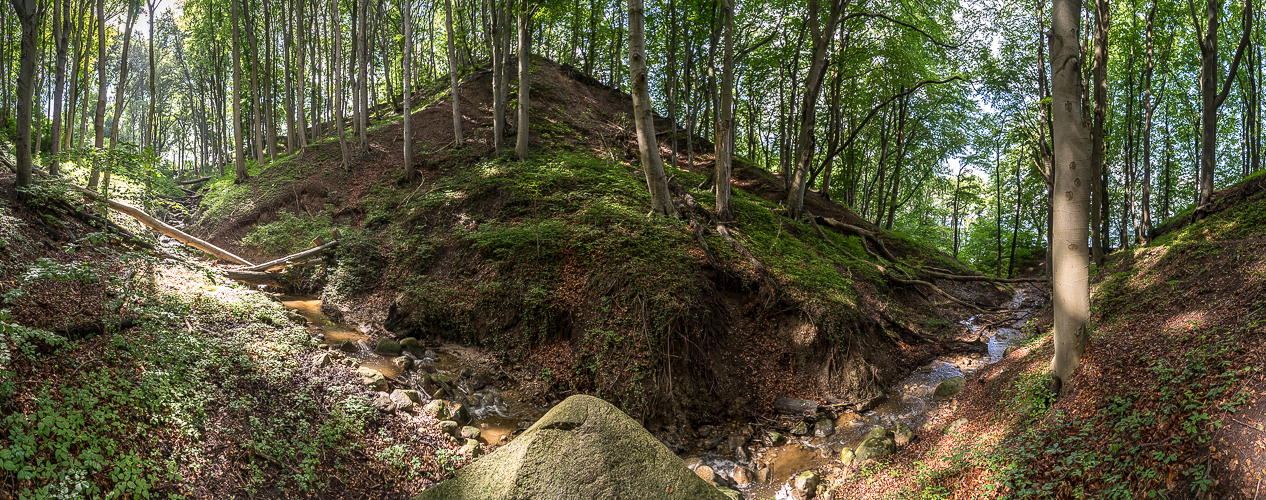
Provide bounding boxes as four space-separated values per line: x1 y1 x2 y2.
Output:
278 287 1044 499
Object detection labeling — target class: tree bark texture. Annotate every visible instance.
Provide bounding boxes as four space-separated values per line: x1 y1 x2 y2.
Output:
1049 0 1092 392
628 0 676 217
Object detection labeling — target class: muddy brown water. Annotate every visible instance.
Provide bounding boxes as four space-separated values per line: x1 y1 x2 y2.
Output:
277 290 1041 498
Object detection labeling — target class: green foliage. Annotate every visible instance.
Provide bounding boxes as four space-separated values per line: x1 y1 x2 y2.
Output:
243 209 348 256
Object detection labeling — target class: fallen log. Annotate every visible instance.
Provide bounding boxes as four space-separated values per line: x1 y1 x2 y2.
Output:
175 176 213 186
223 269 286 287
73 185 253 266
238 240 338 271
773 397 819 416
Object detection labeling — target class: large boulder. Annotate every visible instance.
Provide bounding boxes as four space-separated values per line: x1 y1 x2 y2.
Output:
414 395 728 500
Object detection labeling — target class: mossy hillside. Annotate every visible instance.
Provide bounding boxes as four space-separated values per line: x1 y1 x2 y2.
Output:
241 148 944 417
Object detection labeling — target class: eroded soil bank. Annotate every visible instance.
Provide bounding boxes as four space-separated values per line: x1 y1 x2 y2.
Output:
283 284 1046 499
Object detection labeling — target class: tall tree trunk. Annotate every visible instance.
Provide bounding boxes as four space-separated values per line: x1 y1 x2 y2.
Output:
1049 0 1092 393
490 0 505 151
445 0 462 143
103 0 140 195
515 0 531 160
233 0 249 182
146 0 156 154
1009 157 1022 277
403 0 415 182
628 0 676 216
49 0 71 175
1194 0 1251 207
89 0 107 189
358 0 369 154
333 0 349 167
296 0 309 150
714 0 734 221
786 0 844 220
1090 0 1108 264
1141 0 1156 241
244 0 264 165
10 0 37 188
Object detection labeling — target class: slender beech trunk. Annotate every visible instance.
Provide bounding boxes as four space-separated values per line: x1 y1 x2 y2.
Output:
333 0 348 167
714 0 734 221
89 0 106 188
787 0 845 220
628 0 675 216
232 0 248 182
245 0 265 164
49 0 71 175
358 0 369 154
445 0 463 143
1049 0 1092 393
515 0 531 159
1193 0 1251 206
403 0 415 181
103 0 140 194
1090 0 1108 264
1141 0 1156 240
10 0 37 188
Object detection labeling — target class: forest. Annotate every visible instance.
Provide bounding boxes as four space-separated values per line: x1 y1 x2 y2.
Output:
0 0 1264 496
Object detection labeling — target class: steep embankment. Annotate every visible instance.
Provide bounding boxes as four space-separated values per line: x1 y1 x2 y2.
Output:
189 57 1015 426
822 178 1266 498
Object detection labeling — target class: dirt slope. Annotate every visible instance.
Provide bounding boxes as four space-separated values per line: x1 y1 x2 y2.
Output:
822 178 1266 498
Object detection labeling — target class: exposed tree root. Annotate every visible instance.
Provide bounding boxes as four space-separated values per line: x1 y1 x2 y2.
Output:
806 213 990 313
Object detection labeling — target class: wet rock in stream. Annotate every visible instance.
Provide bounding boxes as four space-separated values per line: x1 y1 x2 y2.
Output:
357 367 388 391
854 427 897 463
934 376 966 398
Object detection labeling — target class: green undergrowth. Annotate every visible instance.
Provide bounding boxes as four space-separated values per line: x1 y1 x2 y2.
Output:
0 247 428 498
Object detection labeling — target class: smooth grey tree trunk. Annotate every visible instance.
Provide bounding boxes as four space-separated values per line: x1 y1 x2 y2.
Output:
89 0 107 189
10 0 37 188
714 0 733 221
1049 0 1092 392
786 0 843 220
403 0 415 182
516 1 531 160
1193 0 1251 206
233 0 248 182
1090 0 1108 264
627 0 675 216
445 0 462 144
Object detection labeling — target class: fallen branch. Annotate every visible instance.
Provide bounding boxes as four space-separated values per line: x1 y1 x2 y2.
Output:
175 176 213 186
815 216 900 262
223 269 286 287
73 186 253 266
238 240 338 272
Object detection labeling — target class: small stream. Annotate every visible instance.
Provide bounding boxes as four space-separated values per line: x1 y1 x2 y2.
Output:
277 288 1042 499
281 295 546 447
690 288 1043 500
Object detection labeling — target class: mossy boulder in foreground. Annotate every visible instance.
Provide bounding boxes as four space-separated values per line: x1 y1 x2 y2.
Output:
414 395 729 500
